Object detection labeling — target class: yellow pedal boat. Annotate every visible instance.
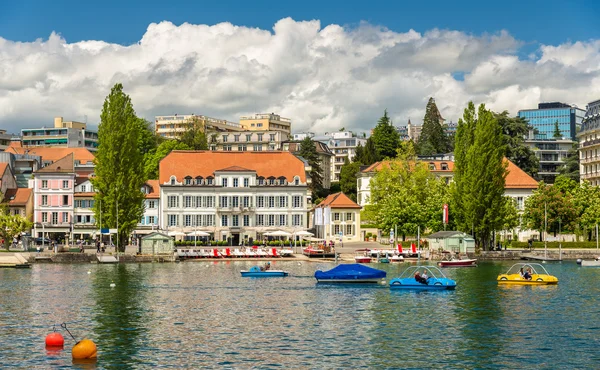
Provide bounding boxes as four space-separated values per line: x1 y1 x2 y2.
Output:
497 263 558 285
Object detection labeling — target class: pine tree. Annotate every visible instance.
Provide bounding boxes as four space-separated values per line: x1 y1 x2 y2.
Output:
553 120 562 139
91 83 147 251
339 157 360 201
371 110 400 159
362 137 379 165
298 137 323 197
452 102 507 250
418 97 448 155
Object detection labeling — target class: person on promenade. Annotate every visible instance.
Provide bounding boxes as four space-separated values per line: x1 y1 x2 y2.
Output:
96 240 100 253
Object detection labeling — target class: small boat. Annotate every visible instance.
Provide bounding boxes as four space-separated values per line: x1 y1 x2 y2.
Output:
315 264 386 283
354 249 372 263
389 266 456 290
389 255 404 263
438 252 477 267
578 259 600 267
241 266 289 277
497 263 558 285
279 248 294 257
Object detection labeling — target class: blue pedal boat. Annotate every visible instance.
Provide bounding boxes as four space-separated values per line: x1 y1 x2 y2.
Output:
315 263 386 283
241 266 289 277
389 265 456 290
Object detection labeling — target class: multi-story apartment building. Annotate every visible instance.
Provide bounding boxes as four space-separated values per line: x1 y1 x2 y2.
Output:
159 151 311 245
579 99 600 185
519 102 585 140
21 117 99 151
73 176 97 240
282 140 334 190
239 113 291 134
4 188 33 220
138 180 160 232
32 153 76 243
0 130 13 151
524 132 575 184
155 114 244 139
208 130 290 152
312 131 367 182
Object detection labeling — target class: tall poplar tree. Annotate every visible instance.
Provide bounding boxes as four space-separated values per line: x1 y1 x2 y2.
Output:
452 102 507 250
371 110 400 159
418 97 448 155
92 83 147 251
298 137 323 197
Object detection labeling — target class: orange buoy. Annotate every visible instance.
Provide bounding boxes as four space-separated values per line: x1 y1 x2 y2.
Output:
72 339 97 359
45 332 64 347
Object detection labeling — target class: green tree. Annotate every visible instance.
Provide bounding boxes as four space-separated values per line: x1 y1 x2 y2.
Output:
553 120 562 139
298 137 323 197
0 203 32 249
452 102 507 250
371 110 400 159
574 180 600 240
144 140 191 179
523 182 579 238
179 117 208 150
91 83 147 252
501 197 520 232
418 97 448 155
355 137 379 165
495 112 539 178
559 143 580 181
363 143 449 240
135 118 161 156
339 157 360 202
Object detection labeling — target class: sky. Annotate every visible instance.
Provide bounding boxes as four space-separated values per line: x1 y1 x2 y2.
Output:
0 0 599 134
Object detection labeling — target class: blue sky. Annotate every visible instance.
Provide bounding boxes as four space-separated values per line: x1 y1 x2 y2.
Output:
0 0 598 45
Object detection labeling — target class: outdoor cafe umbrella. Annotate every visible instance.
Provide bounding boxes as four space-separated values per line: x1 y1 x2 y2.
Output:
188 230 210 247
293 230 314 252
167 231 187 237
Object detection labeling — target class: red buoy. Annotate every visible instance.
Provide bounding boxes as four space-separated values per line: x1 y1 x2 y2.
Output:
45 332 64 347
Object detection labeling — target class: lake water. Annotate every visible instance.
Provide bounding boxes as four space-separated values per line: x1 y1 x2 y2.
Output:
1 260 600 369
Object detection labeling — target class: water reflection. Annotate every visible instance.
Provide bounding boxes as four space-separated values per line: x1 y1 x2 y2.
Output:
91 264 149 368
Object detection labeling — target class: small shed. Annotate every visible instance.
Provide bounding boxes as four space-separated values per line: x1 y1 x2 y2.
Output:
141 232 174 255
426 231 475 253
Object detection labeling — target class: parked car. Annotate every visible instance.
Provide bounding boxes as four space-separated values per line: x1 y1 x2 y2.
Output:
35 237 51 245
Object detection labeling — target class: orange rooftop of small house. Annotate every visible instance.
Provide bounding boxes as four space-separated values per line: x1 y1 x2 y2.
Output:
504 159 538 189
315 192 361 209
159 151 307 184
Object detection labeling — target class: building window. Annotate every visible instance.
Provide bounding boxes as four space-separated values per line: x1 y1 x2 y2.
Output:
221 215 228 226
246 134 252 142
243 178 249 187
242 196 250 208
207 177 213 185
516 197 524 210
294 177 300 185
222 178 228 187
184 215 192 227
268 196 275 208
42 212 48 223
346 212 353 221
220 196 228 208
279 215 286 226
168 215 178 226
232 196 239 208
185 177 192 185
211 145 217 151
222 135 228 142
148 200 156 209
234 135 240 142
292 214 302 226
81 185 87 192
42 195 48 206
257 196 264 208
334 224 340 234
63 195 69 206
42 180 48 189
167 196 179 208
62 212 69 223
233 178 239 187
292 195 302 208
62 180 69 189
205 214 214 226
170 176 176 185
232 215 239 227
270 134 276 141
346 225 352 235
51 212 58 225
257 134 264 141
277 196 287 208
184 196 192 208
148 216 156 224
253 144 262 151
224 145 232 151
243 215 250 227
334 213 340 221
238 145 247 151
268 215 275 226
256 214 264 226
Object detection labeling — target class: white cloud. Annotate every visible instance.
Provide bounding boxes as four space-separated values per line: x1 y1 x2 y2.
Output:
0 18 599 134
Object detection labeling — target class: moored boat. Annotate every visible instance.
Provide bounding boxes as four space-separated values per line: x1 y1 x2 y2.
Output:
497 263 558 285
354 249 372 263
389 266 456 290
315 263 386 283
438 253 477 267
241 266 289 277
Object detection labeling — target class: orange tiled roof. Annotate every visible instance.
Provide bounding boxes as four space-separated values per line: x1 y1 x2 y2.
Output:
216 166 254 172
0 162 8 177
145 180 160 199
4 188 32 206
315 192 361 209
8 141 22 148
159 151 307 184
74 192 96 197
36 153 74 173
505 159 538 189
361 160 454 173
5 147 94 165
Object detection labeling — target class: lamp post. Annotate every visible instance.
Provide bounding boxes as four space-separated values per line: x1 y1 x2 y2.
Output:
41 222 46 251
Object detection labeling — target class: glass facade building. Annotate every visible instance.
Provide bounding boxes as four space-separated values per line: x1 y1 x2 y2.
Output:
518 102 585 140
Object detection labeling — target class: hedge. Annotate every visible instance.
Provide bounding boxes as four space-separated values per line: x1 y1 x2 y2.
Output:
511 241 600 249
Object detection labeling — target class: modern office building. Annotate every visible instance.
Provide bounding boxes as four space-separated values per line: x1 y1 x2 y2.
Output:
239 113 292 134
312 131 367 182
518 102 585 140
578 99 600 185
21 117 99 151
524 131 575 184
155 114 244 139
158 151 311 245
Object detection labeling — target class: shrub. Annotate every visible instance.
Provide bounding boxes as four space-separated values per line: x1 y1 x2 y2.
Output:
511 241 600 249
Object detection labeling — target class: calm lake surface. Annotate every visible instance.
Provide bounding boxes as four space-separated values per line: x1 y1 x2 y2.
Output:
1 260 600 369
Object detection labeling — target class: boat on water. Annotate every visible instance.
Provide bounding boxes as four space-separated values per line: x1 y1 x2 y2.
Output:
389 266 456 290
314 264 386 283
438 252 477 267
497 263 558 285
241 266 289 277
578 259 600 267
354 249 372 263
389 254 404 263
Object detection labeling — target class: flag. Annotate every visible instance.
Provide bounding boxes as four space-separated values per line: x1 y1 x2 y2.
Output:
443 204 449 224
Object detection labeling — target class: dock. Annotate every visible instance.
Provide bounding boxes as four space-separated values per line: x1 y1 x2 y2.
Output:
97 255 119 264
0 253 31 268
521 253 562 262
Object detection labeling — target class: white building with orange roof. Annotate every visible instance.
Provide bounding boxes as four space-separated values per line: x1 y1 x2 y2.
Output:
311 192 362 243
138 180 160 233
159 151 311 245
